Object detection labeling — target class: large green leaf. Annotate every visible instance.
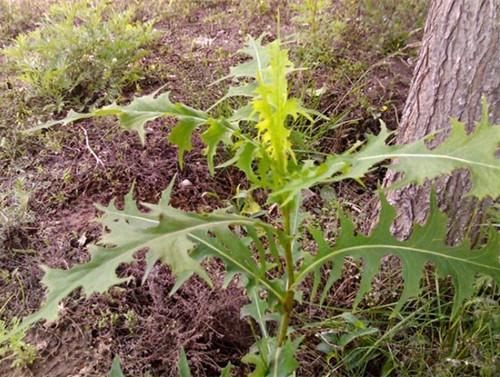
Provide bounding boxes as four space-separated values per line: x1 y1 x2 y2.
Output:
11 181 275 335
390 100 499 198
343 99 499 198
224 35 271 80
296 192 500 317
273 103 499 204
27 91 209 145
191 228 285 303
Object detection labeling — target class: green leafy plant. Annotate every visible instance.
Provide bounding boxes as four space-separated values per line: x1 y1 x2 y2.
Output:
2 0 158 111
0 0 53 47
361 0 429 55
0 318 36 368
0 178 32 248
7 36 499 376
315 312 380 371
292 0 330 36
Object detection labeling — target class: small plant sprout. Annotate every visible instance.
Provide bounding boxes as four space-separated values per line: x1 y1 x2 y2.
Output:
5 36 499 376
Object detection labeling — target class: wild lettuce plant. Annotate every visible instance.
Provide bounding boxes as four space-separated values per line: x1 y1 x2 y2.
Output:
8 36 500 376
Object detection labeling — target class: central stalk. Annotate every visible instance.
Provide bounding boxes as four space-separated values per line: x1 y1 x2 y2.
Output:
277 203 296 346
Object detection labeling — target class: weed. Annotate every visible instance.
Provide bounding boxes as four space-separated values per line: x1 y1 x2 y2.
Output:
291 0 428 127
7 37 500 376
0 318 36 369
2 0 158 112
309 274 499 376
292 0 335 40
124 310 137 331
0 178 32 247
0 0 54 47
361 0 428 55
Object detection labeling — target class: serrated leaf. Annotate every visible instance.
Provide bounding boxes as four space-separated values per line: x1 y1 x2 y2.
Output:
191 228 285 303
390 100 499 198
201 118 233 175
274 106 499 204
168 117 203 167
26 91 209 145
229 104 258 123
252 41 297 173
15 182 269 333
234 141 260 183
269 158 346 204
208 35 270 113
342 102 499 198
296 192 500 317
215 36 313 183
229 35 271 79
209 82 259 111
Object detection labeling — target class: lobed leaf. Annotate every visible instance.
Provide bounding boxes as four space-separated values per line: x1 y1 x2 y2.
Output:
297 192 500 317
273 105 499 204
191 229 285 303
200 118 234 175
389 99 499 198
13 181 278 335
251 41 306 174
27 90 209 147
225 35 271 80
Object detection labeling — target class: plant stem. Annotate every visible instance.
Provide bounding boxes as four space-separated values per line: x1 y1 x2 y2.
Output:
277 204 296 346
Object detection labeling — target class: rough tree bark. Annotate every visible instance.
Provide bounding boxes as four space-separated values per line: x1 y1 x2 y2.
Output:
383 0 499 244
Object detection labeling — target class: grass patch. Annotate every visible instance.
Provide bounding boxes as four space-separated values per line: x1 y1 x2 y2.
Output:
2 0 159 112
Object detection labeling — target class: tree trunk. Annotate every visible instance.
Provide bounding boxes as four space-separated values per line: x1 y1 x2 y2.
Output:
384 0 499 243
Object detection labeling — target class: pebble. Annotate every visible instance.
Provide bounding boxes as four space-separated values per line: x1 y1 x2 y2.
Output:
179 179 193 188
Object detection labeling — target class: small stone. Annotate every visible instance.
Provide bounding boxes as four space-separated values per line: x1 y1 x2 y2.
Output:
179 179 193 188
77 233 87 247
193 36 216 48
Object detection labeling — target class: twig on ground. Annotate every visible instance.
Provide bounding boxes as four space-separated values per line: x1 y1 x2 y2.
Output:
80 126 104 167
